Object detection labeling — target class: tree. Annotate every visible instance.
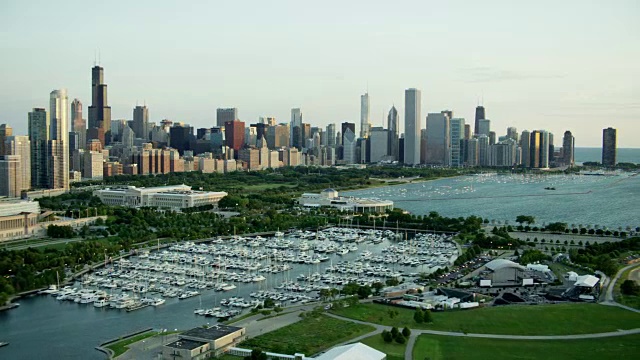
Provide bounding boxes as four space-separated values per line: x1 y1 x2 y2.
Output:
394 332 406 344
382 330 393 343
402 327 411 337
621 280 640 296
414 308 424 323
516 215 535 225
423 309 433 323
372 282 384 295
391 327 399 337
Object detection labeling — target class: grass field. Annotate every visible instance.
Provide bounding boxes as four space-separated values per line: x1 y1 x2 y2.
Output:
412 333 640 360
614 265 640 310
332 303 640 335
241 314 375 355
360 333 406 360
105 331 158 358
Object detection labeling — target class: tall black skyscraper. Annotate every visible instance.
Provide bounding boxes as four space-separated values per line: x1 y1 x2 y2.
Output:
474 105 485 136
88 65 112 146
341 122 355 145
602 127 617 167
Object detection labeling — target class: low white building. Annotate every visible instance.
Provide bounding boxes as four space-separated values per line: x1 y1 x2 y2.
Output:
94 185 227 211
298 189 393 214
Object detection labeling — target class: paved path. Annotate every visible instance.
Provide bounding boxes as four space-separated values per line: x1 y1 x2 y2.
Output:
601 262 640 313
326 311 640 360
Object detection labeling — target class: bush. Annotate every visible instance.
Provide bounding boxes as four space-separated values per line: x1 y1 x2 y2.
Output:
394 333 406 344
391 326 399 337
621 280 640 296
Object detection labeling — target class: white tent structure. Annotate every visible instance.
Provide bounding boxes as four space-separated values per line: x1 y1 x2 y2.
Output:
574 275 599 288
314 342 386 360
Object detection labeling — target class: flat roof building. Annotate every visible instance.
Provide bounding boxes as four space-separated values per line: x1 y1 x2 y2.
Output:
298 189 393 214
162 325 245 360
94 185 227 211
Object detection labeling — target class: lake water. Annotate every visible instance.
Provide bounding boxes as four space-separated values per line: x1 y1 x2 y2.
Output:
574 147 639 164
345 172 640 230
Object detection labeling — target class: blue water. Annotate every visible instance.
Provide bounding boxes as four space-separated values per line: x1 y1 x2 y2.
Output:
575 147 639 164
346 173 640 230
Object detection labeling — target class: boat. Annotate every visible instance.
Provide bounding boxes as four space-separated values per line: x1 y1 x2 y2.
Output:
93 299 109 308
0 342 8 348
151 298 165 306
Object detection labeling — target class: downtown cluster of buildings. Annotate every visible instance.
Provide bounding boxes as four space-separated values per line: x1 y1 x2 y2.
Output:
0 65 620 200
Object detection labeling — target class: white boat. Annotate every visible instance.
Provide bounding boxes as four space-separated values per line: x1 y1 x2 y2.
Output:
151 298 165 306
93 299 109 308
221 284 237 291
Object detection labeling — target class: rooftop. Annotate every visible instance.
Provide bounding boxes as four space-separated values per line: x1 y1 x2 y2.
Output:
314 342 385 360
181 325 243 341
165 339 207 350
485 259 526 271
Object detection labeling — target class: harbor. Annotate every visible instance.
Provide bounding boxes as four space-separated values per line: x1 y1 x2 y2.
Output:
0 227 458 359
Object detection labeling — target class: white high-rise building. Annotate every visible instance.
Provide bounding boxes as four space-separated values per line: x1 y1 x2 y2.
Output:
404 88 421 165
360 93 370 138
4 135 31 191
387 106 399 160
343 128 357 164
49 89 69 190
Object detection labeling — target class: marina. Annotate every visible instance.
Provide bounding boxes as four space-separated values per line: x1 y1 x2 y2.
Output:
35 227 458 320
0 226 458 359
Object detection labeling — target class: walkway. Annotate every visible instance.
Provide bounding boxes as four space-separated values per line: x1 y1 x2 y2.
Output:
326 311 640 360
601 262 640 313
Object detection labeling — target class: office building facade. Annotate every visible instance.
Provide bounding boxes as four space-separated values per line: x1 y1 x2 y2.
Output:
404 88 421 165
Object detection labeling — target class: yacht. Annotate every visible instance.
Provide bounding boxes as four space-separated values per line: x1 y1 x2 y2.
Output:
151 298 165 306
93 299 109 308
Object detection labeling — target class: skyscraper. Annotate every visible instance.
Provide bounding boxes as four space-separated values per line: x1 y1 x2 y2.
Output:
477 119 491 137
4 135 31 192
217 108 237 128
342 127 356 164
602 127 617 167
474 105 485 135
71 99 86 149
449 118 465 167
49 89 69 190
225 120 245 157
404 88 421 165
341 122 355 145
507 127 518 142
88 65 112 147
0 155 21 197
133 105 149 140
28 108 49 188
520 130 531 168
387 106 399 161
0 124 13 156
360 92 370 138
369 127 389 163
290 108 302 145
425 112 450 165
562 130 575 167
326 123 336 147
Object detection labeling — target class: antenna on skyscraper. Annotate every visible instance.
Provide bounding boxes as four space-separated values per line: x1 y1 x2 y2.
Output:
94 50 97 66
98 50 101 66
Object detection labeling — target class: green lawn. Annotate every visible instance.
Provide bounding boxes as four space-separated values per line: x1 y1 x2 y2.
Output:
332 303 640 335
360 333 406 360
241 314 375 356
614 265 640 310
105 331 158 358
412 333 640 360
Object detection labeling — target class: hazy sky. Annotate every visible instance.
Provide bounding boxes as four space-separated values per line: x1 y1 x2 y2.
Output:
1 0 638 147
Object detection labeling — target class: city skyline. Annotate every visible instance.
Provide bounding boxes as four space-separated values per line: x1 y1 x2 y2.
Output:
1 1 638 147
